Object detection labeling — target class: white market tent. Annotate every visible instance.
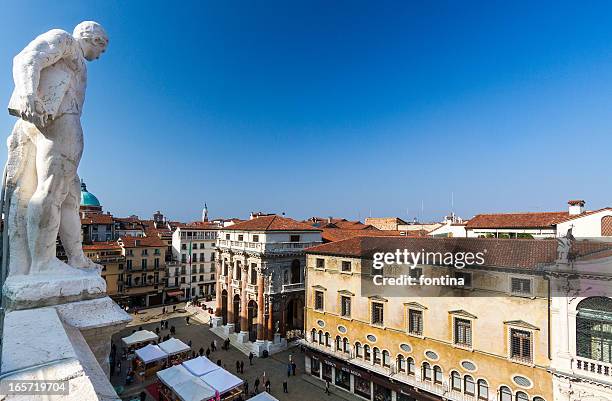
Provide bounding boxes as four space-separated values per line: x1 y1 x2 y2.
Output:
159 338 190 355
174 378 216 401
183 356 219 377
249 392 279 401
135 344 167 364
157 364 193 388
122 330 158 346
200 368 243 394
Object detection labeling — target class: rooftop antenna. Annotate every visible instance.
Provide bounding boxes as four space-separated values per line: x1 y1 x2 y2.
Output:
421 200 424 223
451 191 454 213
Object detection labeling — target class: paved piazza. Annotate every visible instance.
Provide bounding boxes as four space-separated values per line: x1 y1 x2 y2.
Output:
111 303 359 401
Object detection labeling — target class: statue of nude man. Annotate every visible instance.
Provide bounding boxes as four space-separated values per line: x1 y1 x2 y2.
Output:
5 21 108 276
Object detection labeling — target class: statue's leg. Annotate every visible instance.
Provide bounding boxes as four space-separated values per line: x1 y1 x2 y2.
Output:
6 121 37 276
61 174 99 269
27 115 81 273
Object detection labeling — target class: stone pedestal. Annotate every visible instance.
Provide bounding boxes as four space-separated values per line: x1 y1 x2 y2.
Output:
211 316 224 328
236 331 249 343
274 333 281 344
223 323 235 336
3 269 106 311
1 271 131 400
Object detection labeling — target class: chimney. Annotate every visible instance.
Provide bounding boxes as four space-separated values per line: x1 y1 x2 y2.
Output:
568 200 585 216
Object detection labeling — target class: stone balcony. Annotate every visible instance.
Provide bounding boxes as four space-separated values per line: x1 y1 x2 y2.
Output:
281 282 305 292
574 356 612 382
217 239 321 255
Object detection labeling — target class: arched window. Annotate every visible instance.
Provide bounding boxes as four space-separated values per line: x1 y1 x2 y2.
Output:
364 345 371 361
532 397 545 401
477 379 488 400
516 392 528 401
576 297 612 363
602 216 612 236
325 332 331 347
311 328 316 342
343 337 350 353
355 342 362 358
433 365 442 384
397 355 405 372
407 358 415 375
382 350 391 367
500 386 512 401
318 330 323 344
451 371 461 391
335 335 341 351
464 375 475 396
422 362 432 381
373 347 381 365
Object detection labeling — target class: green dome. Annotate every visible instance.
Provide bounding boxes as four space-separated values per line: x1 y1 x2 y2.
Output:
80 181 101 207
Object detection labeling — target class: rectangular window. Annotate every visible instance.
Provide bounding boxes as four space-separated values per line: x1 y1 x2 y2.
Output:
408 309 423 335
290 235 300 242
454 271 472 288
181 244 187 250
316 258 325 269
252 235 259 242
454 318 472 347
511 277 532 296
371 302 384 325
410 267 423 279
341 261 352 272
154 258 160 268
226 234 230 240
340 296 351 317
510 329 532 363
238 235 244 241
127 260 132 270
141 259 147 269
180 277 185 284
315 291 324 311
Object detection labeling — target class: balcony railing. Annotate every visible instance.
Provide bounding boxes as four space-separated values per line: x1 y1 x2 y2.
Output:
231 279 241 288
217 240 321 254
282 282 305 292
574 357 612 379
246 284 258 293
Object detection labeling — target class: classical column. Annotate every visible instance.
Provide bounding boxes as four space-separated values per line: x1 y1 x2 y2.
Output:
280 295 287 337
240 263 248 330
267 295 274 341
226 256 234 327
257 270 265 341
214 260 222 317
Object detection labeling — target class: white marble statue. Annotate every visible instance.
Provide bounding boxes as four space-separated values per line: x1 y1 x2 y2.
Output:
5 21 108 276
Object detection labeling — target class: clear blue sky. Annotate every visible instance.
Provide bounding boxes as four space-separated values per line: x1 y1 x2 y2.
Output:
1 1 612 223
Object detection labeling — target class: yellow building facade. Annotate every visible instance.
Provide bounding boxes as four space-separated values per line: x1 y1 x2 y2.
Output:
303 237 557 401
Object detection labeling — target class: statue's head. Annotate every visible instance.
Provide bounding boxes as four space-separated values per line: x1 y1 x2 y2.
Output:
73 21 108 61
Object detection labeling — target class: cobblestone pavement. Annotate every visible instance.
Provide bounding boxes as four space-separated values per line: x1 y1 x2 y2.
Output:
111 304 359 401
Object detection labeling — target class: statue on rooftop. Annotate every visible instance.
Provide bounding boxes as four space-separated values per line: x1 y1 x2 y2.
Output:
4 21 109 276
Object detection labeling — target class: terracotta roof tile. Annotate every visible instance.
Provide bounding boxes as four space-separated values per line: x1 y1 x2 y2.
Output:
83 241 121 251
223 215 321 232
306 236 578 269
81 214 114 225
466 212 569 229
118 235 166 248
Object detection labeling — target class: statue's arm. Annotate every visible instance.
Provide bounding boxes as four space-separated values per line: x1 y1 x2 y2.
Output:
12 29 73 100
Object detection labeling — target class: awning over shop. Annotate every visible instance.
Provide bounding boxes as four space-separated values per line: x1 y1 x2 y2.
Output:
122 330 158 346
200 368 243 395
167 290 184 297
135 344 167 364
248 392 279 401
183 356 220 377
159 338 191 355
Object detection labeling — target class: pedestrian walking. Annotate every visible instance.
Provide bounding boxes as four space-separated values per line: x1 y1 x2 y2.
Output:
240 360 244 373
244 380 249 396
186 316 190 325
206 348 211 358
162 306 166 314
155 327 160 335
165 320 169 329
249 352 254 365
217 359 222 366
265 379 271 393
287 363 291 377
199 347 204 356
170 326 176 335
283 380 288 393
254 378 260 394
236 361 240 373
291 361 296 376
325 379 330 395
173 305 177 312
213 339 217 351
188 339 192 347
